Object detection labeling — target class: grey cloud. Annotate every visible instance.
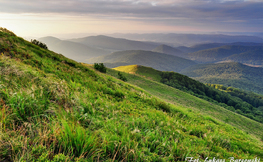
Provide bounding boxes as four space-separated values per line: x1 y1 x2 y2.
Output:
0 0 262 22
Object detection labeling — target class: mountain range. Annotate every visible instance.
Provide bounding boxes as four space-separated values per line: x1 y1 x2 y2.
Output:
177 42 263 53
39 35 263 67
152 44 187 58
38 34 263 95
186 45 263 65
87 50 197 72
39 36 110 61
69 35 160 51
181 62 263 94
108 33 263 46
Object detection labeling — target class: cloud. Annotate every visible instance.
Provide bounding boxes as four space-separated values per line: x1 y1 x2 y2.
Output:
0 0 262 19
0 0 262 32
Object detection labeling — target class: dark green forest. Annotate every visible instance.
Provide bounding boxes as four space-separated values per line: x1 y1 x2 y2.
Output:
207 84 263 109
160 72 263 123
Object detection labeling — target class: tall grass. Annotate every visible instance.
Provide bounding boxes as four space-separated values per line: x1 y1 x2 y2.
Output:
0 29 262 161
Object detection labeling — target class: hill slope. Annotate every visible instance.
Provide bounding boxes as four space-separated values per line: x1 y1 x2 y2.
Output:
69 35 160 51
113 65 263 123
187 45 263 64
39 36 110 62
0 28 263 161
87 50 197 72
152 44 186 58
223 49 263 66
110 65 263 137
181 62 263 94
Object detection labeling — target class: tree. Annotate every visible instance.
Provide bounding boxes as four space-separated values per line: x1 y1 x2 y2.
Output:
118 72 127 82
94 63 106 73
31 39 48 49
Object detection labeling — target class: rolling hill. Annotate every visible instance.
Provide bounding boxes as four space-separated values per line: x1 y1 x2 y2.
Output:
152 44 187 58
38 36 110 62
222 49 263 66
177 43 228 53
187 45 263 64
87 50 197 72
69 35 160 51
1 28 263 161
181 62 263 95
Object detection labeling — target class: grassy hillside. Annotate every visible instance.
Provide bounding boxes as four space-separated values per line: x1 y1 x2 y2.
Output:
152 45 186 58
87 50 197 72
0 28 263 161
39 36 110 62
187 45 263 64
181 62 263 95
113 65 162 81
69 35 159 51
113 65 263 123
111 66 263 138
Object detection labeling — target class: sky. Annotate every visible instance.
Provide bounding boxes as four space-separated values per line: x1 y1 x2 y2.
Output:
0 0 262 38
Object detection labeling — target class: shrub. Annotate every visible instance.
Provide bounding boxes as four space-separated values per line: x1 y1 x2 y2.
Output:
31 39 48 49
52 154 70 162
157 101 171 113
118 72 127 82
94 63 106 73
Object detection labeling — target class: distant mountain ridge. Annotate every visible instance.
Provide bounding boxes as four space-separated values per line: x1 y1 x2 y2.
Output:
152 44 186 58
87 50 197 72
39 36 110 62
178 42 263 53
108 33 263 46
181 62 263 94
186 45 263 65
39 35 263 67
69 35 160 51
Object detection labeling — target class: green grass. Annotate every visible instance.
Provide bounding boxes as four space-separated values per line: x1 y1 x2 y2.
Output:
108 66 263 139
113 65 162 81
0 28 263 161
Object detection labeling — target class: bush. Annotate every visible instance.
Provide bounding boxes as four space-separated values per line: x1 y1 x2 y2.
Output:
94 63 106 73
157 101 171 113
31 39 48 49
118 72 127 82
